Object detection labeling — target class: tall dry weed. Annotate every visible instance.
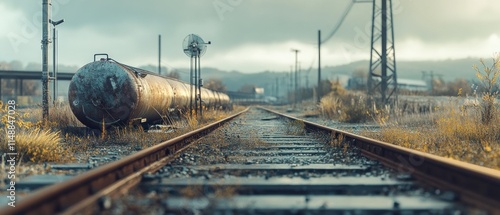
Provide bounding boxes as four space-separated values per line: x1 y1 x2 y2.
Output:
473 55 500 124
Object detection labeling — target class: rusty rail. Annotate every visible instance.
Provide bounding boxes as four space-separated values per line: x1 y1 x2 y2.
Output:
3 108 248 215
260 107 500 213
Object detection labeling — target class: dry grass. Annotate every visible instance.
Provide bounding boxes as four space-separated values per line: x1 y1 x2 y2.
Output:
16 129 71 163
239 131 269 150
286 119 305 135
178 184 238 199
49 104 84 128
0 102 72 163
72 107 242 151
365 105 500 169
0 102 242 163
179 185 205 198
212 184 238 198
329 133 344 148
361 56 500 169
316 57 500 169
319 85 372 123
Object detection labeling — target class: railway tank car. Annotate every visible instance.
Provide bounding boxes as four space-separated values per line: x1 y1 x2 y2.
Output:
68 55 230 129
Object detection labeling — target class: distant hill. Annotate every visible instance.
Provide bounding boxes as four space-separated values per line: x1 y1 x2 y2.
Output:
2 58 485 101
319 57 481 81
146 58 484 96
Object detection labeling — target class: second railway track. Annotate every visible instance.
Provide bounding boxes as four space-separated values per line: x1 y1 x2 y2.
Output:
4 107 499 214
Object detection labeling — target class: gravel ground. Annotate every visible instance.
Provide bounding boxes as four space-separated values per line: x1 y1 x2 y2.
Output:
0 111 234 205
102 108 470 215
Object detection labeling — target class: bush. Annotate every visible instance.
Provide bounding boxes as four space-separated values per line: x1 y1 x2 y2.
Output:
368 107 500 169
319 92 371 123
473 55 500 124
362 56 500 169
0 129 70 163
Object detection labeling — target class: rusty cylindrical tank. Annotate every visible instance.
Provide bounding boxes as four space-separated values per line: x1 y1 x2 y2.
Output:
68 57 230 129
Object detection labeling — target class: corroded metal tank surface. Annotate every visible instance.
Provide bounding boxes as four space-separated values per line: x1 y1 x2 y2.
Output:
68 60 230 129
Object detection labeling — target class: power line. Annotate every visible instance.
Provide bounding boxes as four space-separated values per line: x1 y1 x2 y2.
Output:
321 0 371 44
320 1 354 44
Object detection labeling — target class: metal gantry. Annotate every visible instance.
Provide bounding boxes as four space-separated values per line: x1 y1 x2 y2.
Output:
368 0 397 105
183 34 210 119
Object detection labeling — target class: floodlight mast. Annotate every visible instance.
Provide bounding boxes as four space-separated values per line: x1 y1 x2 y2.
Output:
182 34 209 119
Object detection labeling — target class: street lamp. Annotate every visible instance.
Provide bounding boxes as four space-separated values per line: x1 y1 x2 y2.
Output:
50 18 64 105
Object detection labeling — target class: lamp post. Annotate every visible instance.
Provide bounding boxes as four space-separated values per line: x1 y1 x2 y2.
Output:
50 18 64 105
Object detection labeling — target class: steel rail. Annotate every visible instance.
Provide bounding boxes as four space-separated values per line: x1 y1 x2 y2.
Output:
2 108 249 215
260 107 500 213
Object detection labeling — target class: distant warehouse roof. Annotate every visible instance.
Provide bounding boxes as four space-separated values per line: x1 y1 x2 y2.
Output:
397 78 427 91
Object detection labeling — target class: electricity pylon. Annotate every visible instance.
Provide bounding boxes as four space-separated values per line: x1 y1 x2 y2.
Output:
368 0 397 105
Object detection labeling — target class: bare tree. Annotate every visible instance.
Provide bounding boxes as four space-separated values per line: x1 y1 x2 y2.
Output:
239 84 257 94
473 55 500 124
167 71 180 79
204 78 226 92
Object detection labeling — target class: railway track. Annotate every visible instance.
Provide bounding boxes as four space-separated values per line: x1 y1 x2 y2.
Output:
3 107 499 214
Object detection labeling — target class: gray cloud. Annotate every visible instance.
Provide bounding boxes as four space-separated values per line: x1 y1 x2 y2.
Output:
1 0 500 73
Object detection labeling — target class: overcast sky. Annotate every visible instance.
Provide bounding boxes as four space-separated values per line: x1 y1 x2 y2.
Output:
1 0 500 73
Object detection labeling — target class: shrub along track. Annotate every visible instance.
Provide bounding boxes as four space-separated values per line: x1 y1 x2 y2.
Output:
3 107 499 214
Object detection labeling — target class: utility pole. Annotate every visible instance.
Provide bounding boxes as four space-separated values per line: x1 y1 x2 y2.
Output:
368 0 397 105
290 66 293 104
422 70 441 95
42 0 51 121
299 66 311 89
158 34 161 75
283 76 287 100
275 77 279 98
317 30 321 103
291 49 299 107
